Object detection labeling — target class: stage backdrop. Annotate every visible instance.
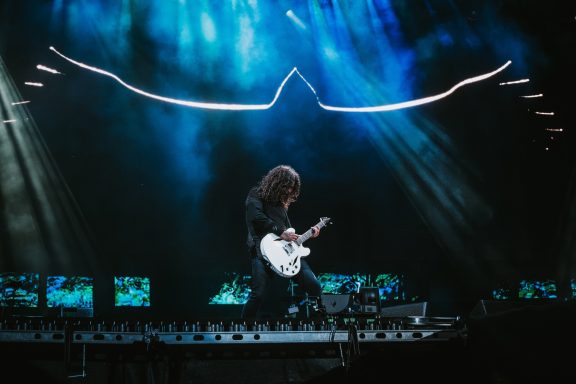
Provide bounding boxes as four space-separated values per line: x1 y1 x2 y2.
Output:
0 0 574 319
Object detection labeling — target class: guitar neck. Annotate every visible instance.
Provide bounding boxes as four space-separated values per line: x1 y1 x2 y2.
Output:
295 219 328 246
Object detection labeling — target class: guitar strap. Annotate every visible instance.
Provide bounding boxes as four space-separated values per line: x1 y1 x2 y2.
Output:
282 207 291 229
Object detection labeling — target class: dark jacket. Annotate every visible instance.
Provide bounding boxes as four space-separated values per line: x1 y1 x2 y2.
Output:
245 187 291 258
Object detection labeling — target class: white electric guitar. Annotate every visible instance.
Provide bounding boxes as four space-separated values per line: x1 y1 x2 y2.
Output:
260 217 331 278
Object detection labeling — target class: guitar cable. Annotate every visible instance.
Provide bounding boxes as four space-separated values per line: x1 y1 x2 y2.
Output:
345 321 361 371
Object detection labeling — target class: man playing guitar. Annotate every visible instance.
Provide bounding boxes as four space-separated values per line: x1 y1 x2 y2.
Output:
241 165 324 319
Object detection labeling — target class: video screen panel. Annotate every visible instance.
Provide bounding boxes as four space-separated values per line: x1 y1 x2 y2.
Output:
373 273 405 301
209 272 251 304
318 273 368 294
46 276 93 308
0 272 39 308
518 279 558 299
114 276 151 306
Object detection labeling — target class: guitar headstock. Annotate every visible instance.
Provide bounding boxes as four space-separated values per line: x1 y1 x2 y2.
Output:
319 217 331 227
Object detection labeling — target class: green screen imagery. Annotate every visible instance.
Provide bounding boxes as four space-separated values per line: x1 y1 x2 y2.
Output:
114 276 151 307
46 276 94 308
374 273 405 301
518 279 558 299
208 272 408 304
318 273 369 294
209 273 251 305
0 272 39 308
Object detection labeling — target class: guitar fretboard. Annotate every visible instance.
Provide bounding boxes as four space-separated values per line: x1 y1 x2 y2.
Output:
295 218 329 246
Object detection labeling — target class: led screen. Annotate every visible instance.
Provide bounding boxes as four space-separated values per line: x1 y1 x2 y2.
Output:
114 276 151 306
518 279 557 299
0 272 39 308
46 276 93 308
318 273 368 294
209 273 251 304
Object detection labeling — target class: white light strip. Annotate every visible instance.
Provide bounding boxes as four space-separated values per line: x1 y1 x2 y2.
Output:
37 64 63 74
296 62 511 112
534 111 555 116
11 101 31 105
545 128 563 132
499 79 529 85
3 120 17 124
50 46 511 113
24 82 44 87
50 46 291 110
520 94 543 98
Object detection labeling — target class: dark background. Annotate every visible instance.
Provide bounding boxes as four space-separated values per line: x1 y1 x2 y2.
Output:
1 0 575 320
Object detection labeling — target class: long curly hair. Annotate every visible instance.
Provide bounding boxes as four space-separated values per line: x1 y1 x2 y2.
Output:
257 165 301 206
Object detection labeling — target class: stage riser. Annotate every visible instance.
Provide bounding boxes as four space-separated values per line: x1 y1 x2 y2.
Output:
0 329 460 345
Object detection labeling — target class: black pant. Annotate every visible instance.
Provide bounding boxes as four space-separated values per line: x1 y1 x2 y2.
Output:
241 256 322 319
